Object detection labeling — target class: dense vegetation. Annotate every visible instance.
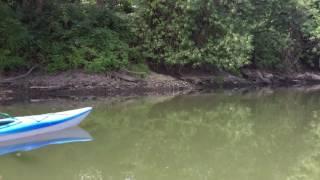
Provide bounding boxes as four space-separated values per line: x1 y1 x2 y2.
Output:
1 0 320 73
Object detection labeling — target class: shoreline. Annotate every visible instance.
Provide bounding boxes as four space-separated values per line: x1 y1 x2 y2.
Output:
2 69 320 103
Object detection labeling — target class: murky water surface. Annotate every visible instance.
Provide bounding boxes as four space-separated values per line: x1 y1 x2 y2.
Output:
1 89 320 180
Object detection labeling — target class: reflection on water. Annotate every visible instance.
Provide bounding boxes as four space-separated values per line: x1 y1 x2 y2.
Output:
0 127 92 156
0 90 320 179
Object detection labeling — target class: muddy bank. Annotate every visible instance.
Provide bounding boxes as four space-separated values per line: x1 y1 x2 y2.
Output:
2 69 320 103
0 70 193 103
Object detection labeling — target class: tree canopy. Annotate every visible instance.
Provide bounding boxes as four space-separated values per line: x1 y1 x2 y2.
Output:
1 0 320 72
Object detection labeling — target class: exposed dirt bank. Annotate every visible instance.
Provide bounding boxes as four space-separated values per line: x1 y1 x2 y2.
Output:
2 69 320 103
0 70 193 103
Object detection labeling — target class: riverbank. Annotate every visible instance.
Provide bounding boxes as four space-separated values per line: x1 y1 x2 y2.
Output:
0 70 192 103
2 68 320 103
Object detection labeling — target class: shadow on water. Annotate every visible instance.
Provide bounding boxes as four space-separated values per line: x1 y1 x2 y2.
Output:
1 89 320 179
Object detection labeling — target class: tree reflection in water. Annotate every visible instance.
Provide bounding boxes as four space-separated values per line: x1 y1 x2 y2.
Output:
1 90 320 180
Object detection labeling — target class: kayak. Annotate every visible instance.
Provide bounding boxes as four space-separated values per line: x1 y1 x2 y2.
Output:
0 127 92 156
0 107 92 142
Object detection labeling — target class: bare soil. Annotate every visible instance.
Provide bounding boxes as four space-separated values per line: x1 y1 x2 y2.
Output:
2 68 320 103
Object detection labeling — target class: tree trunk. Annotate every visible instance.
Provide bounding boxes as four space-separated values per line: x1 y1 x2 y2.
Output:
96 0 105 8
22 0 31 9
35 0 44 13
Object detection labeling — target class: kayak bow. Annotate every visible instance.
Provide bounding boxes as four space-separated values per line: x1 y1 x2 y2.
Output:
0 107 92 142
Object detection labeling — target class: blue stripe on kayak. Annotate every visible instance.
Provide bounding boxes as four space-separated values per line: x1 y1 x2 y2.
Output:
0 110 91 135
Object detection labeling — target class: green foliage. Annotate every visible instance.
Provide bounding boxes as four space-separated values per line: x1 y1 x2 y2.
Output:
133 0 320 71
133 0 253 71
0 2 29 70
33 3 131 72
253 29 291 69
2 0 320 72
248 0 308 69
1 1 132 72
298 0 320 69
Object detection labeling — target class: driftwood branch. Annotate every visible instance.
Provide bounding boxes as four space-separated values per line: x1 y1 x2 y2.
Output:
0 65 38 84
123 69 148 75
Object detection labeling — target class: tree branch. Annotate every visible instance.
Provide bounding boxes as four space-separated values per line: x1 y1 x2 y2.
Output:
0 65 38 84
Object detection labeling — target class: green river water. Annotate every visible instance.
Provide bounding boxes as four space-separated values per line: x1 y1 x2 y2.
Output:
0 89 320 180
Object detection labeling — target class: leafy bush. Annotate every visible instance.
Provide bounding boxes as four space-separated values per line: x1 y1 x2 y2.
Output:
133 0 320 71
133 0 253 71
1 1 132 72
2 0 320 73
298 0 320 69
0 2 29 70
253 29 291 69
31 3 131 72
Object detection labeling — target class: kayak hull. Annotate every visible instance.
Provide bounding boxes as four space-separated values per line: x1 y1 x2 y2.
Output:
0 107 92 142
